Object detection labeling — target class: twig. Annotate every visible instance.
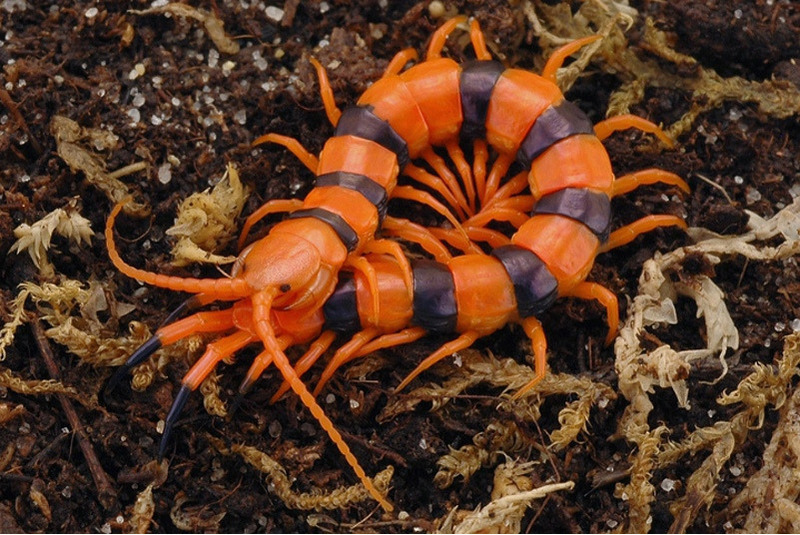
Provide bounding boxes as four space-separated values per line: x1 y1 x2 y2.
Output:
0 88 43 155
31 318 118 511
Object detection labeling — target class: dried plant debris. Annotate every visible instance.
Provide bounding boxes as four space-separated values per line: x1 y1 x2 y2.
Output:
206 435 394 512
10 200 94 278
524 0 800 139
167 162 249 267
611 198 800 531
436 460 573 534
50 116 148 216
129 3 240 55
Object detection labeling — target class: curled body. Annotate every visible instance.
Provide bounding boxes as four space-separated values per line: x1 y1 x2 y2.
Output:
106 16 688 512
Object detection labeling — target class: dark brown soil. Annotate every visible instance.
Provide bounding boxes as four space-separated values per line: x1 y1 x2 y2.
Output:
1 0 799 532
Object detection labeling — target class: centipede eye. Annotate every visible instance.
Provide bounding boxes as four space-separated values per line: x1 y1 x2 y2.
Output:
280 283 291 293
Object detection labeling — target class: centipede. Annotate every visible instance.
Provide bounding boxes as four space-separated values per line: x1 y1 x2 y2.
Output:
106 17 689 511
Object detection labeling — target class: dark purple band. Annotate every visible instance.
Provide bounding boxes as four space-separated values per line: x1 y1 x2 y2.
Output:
412 259 457 333
323 272 360 331
459 60 505 140
517 100 595 169
533 187 611 241
287 208 360 251
334 106 409 168
316 171 388 222
491 245 558 318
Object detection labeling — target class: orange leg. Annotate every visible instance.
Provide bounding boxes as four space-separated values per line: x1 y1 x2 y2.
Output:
469 19 492 61
482 152 514 205
234 334 293 398
473 139 489 206
395 331 480 392
250 289 393 512
312 327 382 396
445 140 477 214
159 329 257 458
600 214 688 253
594 115 674 148
428 227 486 255
363 239 414 301
612 169 690 198
420 147 473 218
426 16 467 59
237 199 303 251
384 48 418 76
464 226 511 249
563 281 619 346
382 217 453 263
309 57 342 127
354 327 427 357
345 255 380 325
485 170 529 208
392 185 472 245
269 330 337 403
252 133 319 172
541 35 602 84
403 163 469 222
511 316 548 399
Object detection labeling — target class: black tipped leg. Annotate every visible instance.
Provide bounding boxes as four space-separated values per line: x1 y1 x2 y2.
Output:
105 336 163 396
158 385 191 461
160 295 203 327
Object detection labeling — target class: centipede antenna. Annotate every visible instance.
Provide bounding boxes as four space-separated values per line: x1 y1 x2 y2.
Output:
105 336 163 395
158 385 192 461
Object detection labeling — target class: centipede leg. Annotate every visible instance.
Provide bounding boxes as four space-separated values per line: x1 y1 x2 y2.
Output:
395 331 480 392
309 57 342 127
482 152 514 206
106 309 237 394
314 326 428 396
512 316 548 399
612 169 690 198
473 139 489 205
237 198 303 251
382 217 453 262
594 115 674 148
363 239 414 298
469 19 492 61
251 289 393 512
563 281 619 346
426 15 467 59
420 147 473 217
392 185 473 247
600 214 688 254
403 163 469 221
541 35 602 84
269 331 337 403
445 140 477 214
345 255 380 324
383 48 418 77
252 133 320 173
160 329 256 459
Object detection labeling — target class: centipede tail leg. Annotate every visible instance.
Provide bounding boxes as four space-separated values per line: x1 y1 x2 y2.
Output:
106 309 237 395
512 316 548 400
564 281 620 346
309 57 342 127
612 169 690 198
594 115 674 148
600 215 688 254
159 330 256 460
251 289 393 512
395 331 481 393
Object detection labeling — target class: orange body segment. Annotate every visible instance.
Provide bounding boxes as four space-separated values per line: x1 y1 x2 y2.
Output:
399 58 463 145
485 70 563 154
317 135 400 191
357 76 430 158
528 135 614 199
450 255 517 334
